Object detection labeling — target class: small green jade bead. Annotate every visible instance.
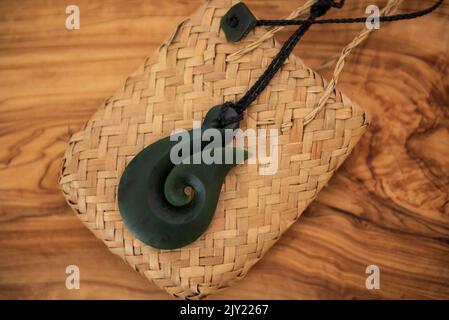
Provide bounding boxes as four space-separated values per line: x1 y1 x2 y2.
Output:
221 2 257 43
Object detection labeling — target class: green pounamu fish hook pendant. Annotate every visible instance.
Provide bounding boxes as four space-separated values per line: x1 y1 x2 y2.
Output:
118 105 248 249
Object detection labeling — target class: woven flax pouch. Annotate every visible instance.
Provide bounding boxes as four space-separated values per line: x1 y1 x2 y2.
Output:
60 0 369 299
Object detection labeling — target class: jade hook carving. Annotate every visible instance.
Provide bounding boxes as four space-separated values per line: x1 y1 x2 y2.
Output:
118 105 248 249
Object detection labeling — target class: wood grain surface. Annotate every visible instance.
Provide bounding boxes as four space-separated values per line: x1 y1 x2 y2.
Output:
0 0 448 299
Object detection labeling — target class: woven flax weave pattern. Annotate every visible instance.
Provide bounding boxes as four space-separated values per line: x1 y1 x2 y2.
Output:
59 0 369 299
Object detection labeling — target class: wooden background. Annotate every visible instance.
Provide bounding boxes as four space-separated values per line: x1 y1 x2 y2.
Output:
1 0 448 299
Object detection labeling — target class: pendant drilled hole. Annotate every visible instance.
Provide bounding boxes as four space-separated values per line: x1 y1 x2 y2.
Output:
184 186 194 201
227 14 239 28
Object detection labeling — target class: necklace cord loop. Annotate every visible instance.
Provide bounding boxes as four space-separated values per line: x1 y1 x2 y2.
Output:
220 0 443 127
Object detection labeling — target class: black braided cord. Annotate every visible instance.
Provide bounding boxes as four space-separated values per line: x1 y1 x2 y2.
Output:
257 0 444 26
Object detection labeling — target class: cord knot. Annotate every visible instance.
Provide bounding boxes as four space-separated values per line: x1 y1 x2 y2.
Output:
218 101 243 128
311 0 345 18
